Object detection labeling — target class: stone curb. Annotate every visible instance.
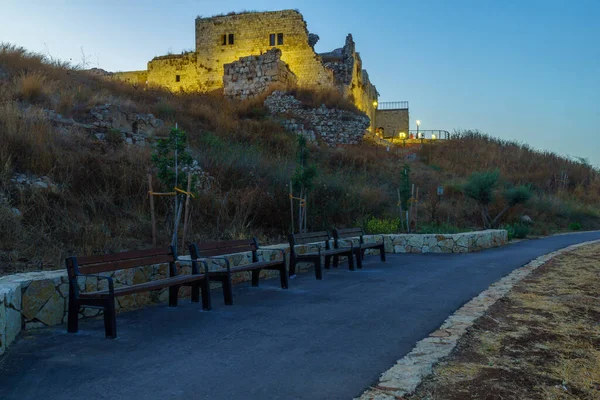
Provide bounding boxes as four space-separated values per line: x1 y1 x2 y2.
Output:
356 239 600 400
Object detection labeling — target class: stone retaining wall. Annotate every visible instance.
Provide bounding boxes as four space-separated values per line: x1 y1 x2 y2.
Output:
0 230 506 355
264 90 370 146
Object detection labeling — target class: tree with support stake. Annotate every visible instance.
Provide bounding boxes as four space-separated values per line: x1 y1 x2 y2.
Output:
290 135 317 234
150 126 212 255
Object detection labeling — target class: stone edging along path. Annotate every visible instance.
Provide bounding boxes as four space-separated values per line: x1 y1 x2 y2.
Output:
356 239 600 400
0 230 506 356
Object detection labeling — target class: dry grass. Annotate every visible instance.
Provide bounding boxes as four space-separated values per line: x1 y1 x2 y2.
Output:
409 243 600 400
0 42 599 275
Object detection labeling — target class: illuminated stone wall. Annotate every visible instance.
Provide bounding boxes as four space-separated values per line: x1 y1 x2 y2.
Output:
146 52 202 92
111 9 386 127
223 49 298 99
322 35 378 131
195 10 334 91
375 109 410 138
111 70 147 85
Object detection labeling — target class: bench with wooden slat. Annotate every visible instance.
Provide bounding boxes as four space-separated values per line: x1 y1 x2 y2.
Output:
189 237 287 306
65 246 210 339
288 231 355 280
333 227 386 268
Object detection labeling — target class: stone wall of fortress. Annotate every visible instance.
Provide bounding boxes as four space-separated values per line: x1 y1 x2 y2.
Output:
194 10 333 91
112 9 381 132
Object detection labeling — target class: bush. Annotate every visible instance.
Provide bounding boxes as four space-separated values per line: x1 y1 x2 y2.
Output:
13 70 50 105
365 217 400 234
569 222 582 231
418 223 466 234
507 223 530 240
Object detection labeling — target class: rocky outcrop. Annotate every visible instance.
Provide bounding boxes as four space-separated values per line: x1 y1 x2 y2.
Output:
264 90 370 146
43 104 164 147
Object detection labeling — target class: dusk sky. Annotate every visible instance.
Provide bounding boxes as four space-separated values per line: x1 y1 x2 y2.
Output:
2 0 599 166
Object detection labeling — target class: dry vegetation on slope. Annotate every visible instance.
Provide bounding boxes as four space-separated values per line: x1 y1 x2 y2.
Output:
0 43 599 274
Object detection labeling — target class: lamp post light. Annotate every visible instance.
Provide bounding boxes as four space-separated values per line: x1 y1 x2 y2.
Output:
416 120 421 139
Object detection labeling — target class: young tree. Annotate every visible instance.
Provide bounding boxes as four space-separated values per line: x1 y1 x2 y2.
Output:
463 170 531 229
291 135 317 233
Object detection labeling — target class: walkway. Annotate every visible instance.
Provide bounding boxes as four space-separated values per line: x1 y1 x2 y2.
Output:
1 231 599 400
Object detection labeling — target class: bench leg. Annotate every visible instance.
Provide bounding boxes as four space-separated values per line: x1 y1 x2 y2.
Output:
67 296 79 334
169 285 179 307
222 274 234 305
201 278 212 311
289 259 297 277
380 246 386 262
333 255 339 268
315 258 323 280
280 264 289 289
355 249 363 269
104 297 117 339
324 255 331 269
251 269 260 287
348 252 355 271
191 282 200 303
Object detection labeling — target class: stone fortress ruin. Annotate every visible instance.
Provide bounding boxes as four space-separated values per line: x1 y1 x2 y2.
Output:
114 9 409 142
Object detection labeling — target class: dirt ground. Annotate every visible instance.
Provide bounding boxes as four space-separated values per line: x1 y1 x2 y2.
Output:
407 243 600 400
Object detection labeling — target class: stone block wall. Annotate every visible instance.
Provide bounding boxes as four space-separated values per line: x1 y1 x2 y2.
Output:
375 108 410 138
264 91 370 146
322 35 378 131
0 230 506 355
223 49 297 99
147 53 202 92
195 10 334 91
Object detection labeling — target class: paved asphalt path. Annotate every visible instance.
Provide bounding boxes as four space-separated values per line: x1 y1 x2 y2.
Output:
1 231 600 400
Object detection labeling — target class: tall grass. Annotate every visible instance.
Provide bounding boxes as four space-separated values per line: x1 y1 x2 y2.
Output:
0 43 599 275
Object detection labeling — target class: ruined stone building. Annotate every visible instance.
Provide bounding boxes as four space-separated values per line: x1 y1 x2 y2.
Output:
115 9 409 136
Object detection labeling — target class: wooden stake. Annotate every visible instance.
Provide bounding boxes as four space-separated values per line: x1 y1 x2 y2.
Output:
415 187 419 232
397 188 404 232
290 180 294 234
181 173 192 251
148 172 157 247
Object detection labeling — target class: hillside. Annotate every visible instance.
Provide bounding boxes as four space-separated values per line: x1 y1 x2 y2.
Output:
1 43 599 275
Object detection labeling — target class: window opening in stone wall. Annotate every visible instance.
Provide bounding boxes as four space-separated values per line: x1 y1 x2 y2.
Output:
228 33 235 45
277 33 284 45
269 33 276 46
222 34 227 46
175 75 180 82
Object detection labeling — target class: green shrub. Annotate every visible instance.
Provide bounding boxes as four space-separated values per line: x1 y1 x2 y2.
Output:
365 217 400 234
418 223 466 234
568 222 582 231
506 223 530 240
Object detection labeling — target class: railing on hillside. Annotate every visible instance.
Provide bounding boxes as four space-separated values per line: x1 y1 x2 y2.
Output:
382 129 452 140
377 101 409 110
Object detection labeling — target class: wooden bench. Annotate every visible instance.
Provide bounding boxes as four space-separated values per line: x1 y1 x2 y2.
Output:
189 238 287 306
288 231 355 280
65 247 210 339
333 228 386 269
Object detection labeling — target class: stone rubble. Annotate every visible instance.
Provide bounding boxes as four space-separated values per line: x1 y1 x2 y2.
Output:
356 239 600 400
264 90 370 146
43 104 164 147
10 173 59 192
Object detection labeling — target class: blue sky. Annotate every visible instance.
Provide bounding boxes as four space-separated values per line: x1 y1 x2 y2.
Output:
2 0 599 166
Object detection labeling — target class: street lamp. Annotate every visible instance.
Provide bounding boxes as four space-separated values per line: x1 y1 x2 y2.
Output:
416 120 421 139
373 100 378 109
